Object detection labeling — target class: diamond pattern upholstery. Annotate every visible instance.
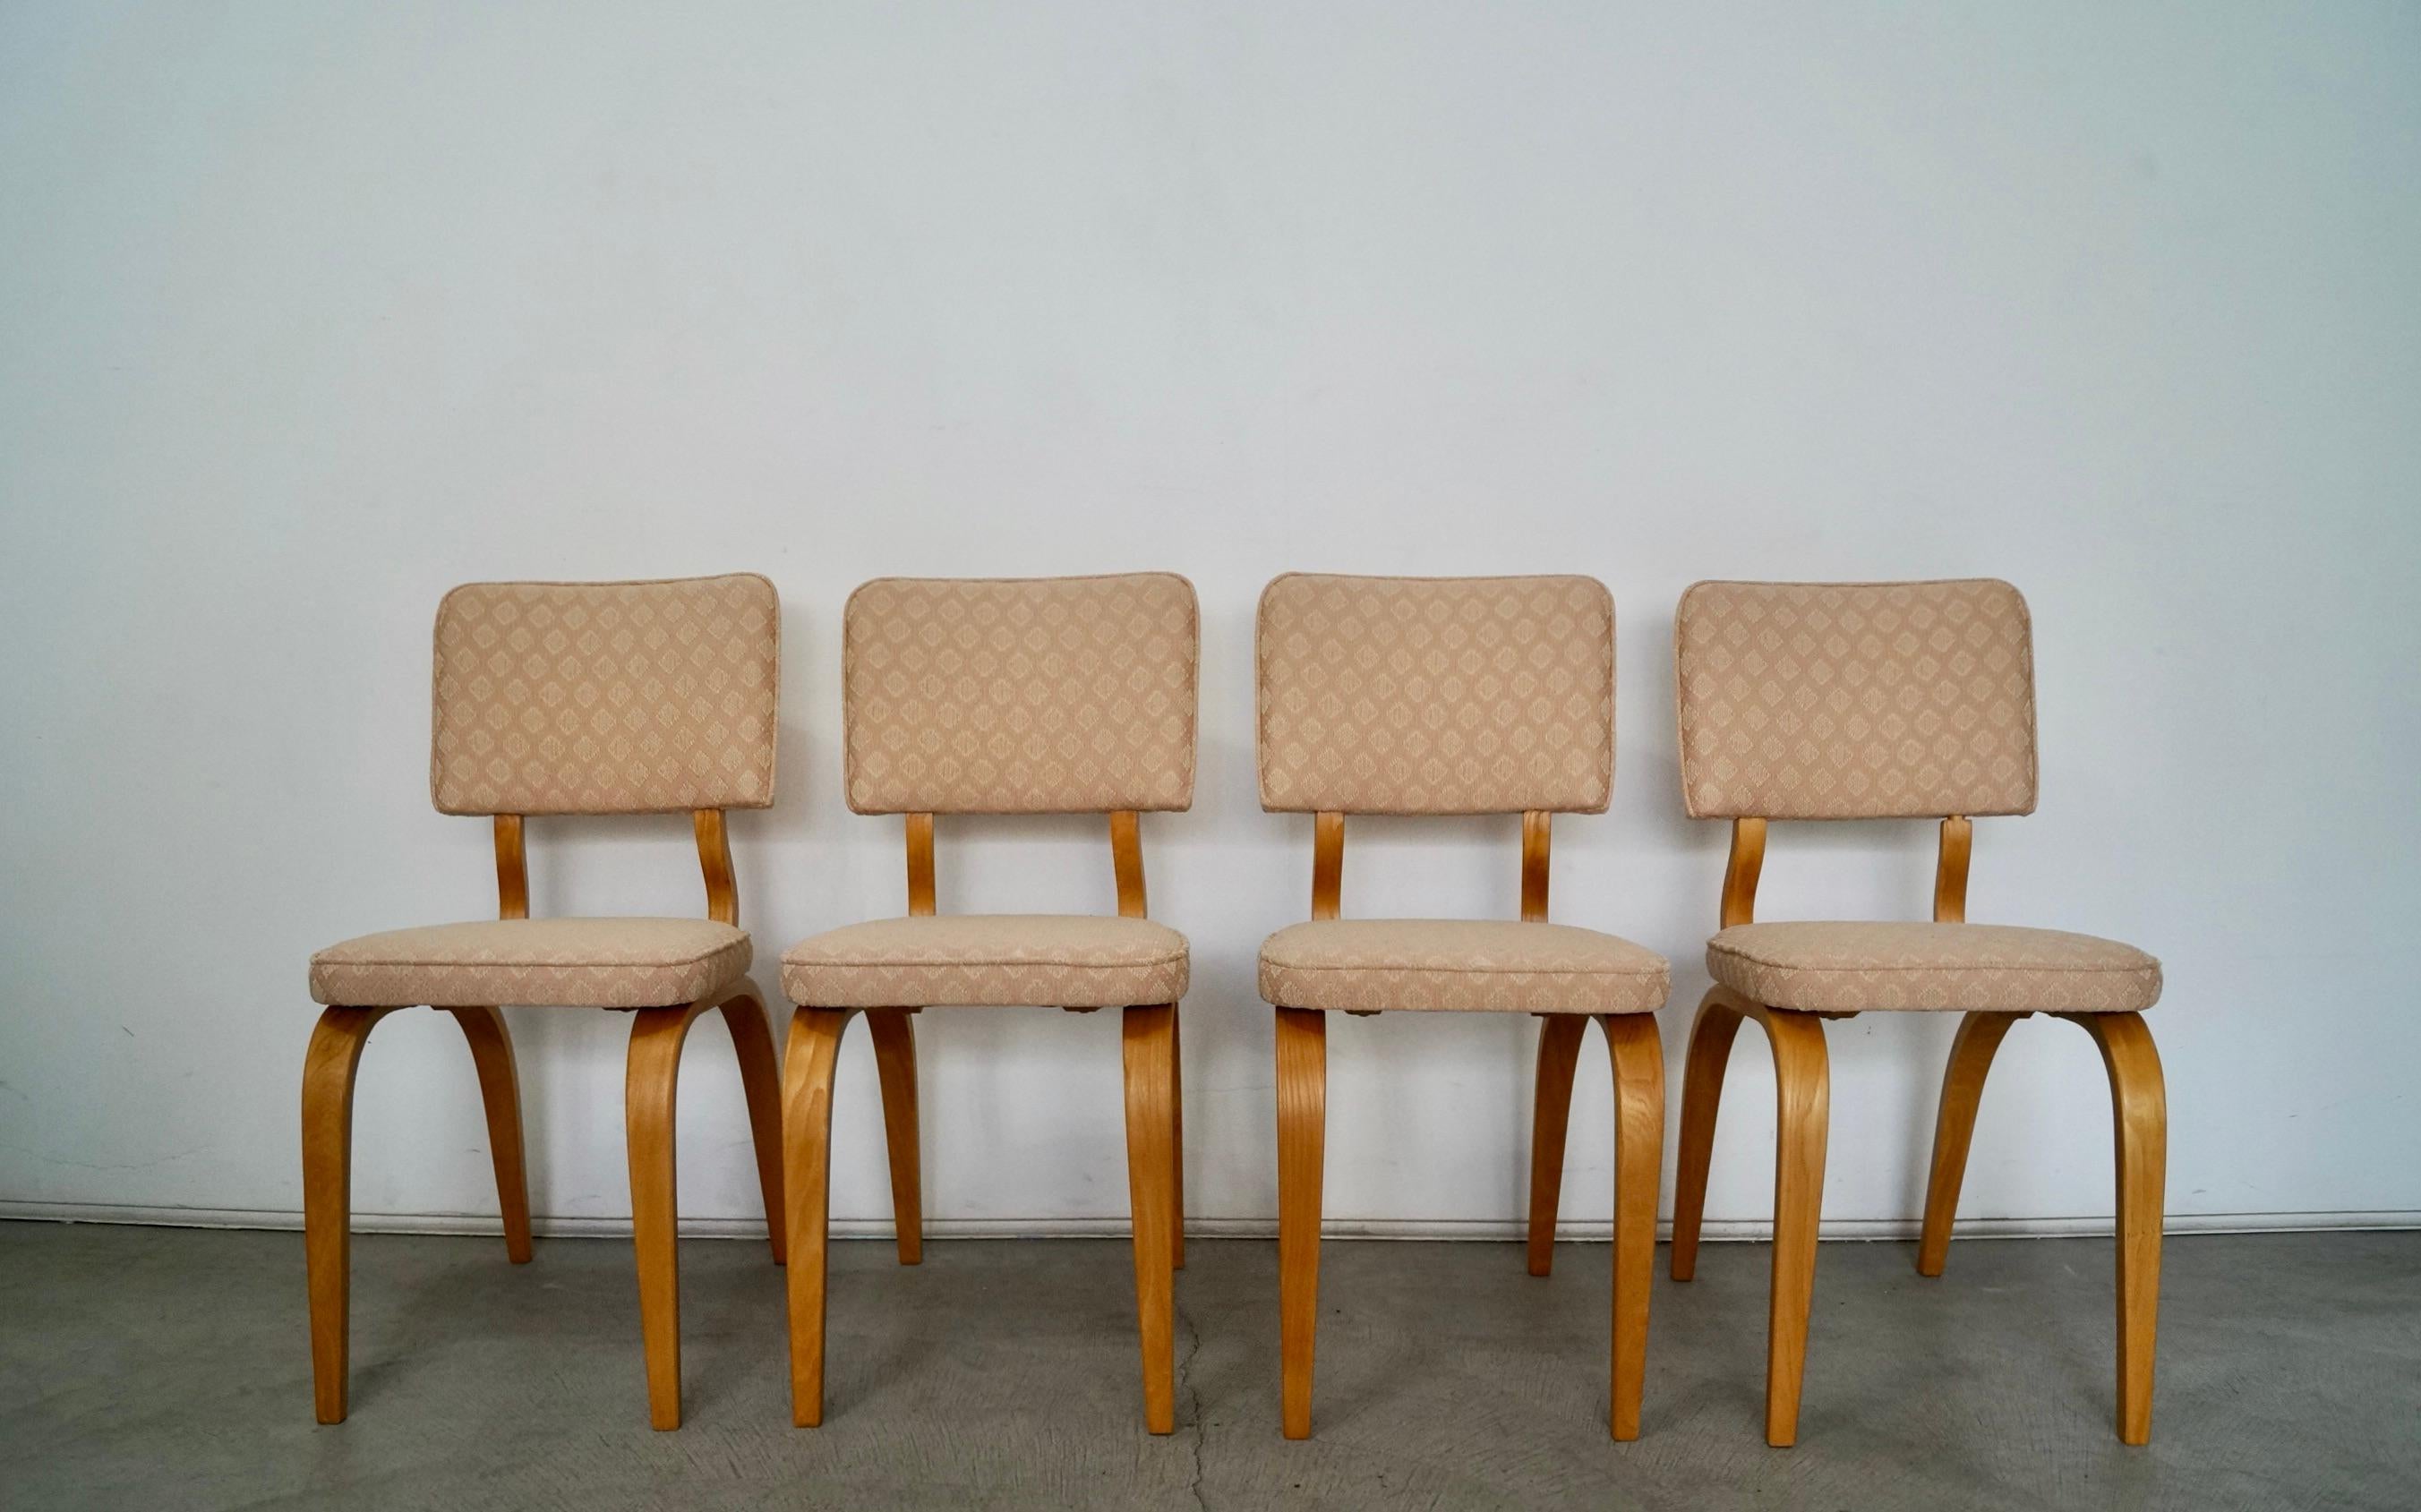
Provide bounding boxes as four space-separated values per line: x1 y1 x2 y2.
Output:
1673 579 2036 820
431 575 780 816
310 918 752 1008
1257 574 1615 816
1260 919 1669 1014
783 915 1189 1008
1707 921 2160 1013
841 575 1199 816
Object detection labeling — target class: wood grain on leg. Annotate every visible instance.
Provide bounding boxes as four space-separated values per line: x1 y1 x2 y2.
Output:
1526 1014 1588 1277
1916 1010 2025 1277
625 1003 706 1431
716 988 789 1265
1757 1004 1832 1448
1166 1005 1186 1282
1670 988 1746 1282
2066 1011 2166 1445
1600 1012 1665 1441
442 1006 532 1264
302 1005 396 1424
783 1006 858 1427
1275 1006 1327 1439
1122 1004 1181 1434
865 1007 924 1266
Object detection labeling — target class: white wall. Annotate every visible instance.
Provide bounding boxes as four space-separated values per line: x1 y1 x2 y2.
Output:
4 2 2416 1243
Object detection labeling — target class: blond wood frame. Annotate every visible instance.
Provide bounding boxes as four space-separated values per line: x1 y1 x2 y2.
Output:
782 809 1185 1433
303 808 786 1430
1276 810 1665 1442
1670 816 2167 1446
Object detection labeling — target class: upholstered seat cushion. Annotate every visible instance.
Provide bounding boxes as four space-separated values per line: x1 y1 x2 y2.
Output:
1707 922 2160 1013
782 915 1190 1009
311 918 752 1008
1259 920 1669 1014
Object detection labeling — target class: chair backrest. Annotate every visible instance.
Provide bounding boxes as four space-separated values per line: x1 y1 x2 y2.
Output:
1672 578 2037 821
842 574 1200 816
430 574 780 816
1256 573 1615 816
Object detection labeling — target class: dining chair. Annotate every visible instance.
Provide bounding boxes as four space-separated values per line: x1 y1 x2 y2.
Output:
302 573 787 1431
779 572 1199 1433
1667 577 2167 1447
1254 573 1672 1440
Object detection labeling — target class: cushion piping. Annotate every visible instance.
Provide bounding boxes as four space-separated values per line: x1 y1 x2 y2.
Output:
1707 946 2152 976
1261 959 1664 979
787 952 1187 971
317 937 749 970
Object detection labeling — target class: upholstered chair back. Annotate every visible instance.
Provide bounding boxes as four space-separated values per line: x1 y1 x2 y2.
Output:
430 574 781 816
1255 573 1616 816
842 574 1200 815
1672 578 2038 821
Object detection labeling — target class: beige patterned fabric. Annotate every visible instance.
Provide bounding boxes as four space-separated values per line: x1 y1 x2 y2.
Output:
842 575 1199 815
1674 580 2036 820
432 575 780 816
311 918 751 1008
783 915 1189 1008
1707 921 2160 1013
1259 919 1668 1014
1257 575 1614 816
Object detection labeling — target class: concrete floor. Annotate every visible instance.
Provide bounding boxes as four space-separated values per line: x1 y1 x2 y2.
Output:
1 1223 2414 1510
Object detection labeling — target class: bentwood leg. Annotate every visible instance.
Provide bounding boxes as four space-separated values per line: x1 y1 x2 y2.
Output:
1122 1004 1181 1434
716 989 790 1265
783 1006 858 1427
441 1006 534 1264
625 1003 709 1430
1758 1005 1832 1448
2065 1011 2167 1445
1670 988 1746 1282
865 1007 924 1265
1527 1014 1589 1277
1274 1006 1327 1439
1169 1003 1186 1271
1916 1011 2026 1277
1600 1012 1665 1440
302 1004 398 1424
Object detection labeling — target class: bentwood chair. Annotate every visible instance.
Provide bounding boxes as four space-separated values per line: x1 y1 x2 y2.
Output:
1668 578 2168 1447
1254 573 1672 1441
302 574 787 1431
779 573 1199 1433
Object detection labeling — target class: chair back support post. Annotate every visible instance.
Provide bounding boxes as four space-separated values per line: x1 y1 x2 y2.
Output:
693 809 739 927
1934 816 1972 924
1520 811 1552 922
1720 816 1766 929
1311 812 1345 920
1110 810 1149 918
493 815 529 920
904 813 937 917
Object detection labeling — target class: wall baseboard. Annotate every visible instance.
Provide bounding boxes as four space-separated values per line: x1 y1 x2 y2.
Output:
4 1200 2416 1243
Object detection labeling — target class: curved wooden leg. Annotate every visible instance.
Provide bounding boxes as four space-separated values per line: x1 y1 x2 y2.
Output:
783 1005 858 1427
1758 1006 1831 1448
1916 1011 2026 1277
442 1006 533 1264
626 1004 706 1431
2064 1011 2166 1445
1599 1012 1665 1441
1671 989 1746 1282
1122 1004 1180 1434
1526 1014 1588 1277
865 1007 923 1266
1169 1003 1186 1272
714 989 789 1266
1274 1007 1327 1440
302 1005 396 1424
